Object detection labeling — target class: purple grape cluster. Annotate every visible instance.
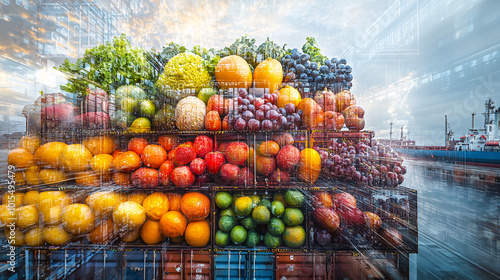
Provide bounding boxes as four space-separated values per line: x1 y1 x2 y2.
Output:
281 48 353 93
228 89 289 132
283 103 302 130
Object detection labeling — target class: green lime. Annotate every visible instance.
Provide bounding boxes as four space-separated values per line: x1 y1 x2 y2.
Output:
230 225 247 245
271 201 285 217
252 205 271 225
197 88 217 104
220 208 235 217
128 117 151 133
215 230 230 247
250 195 261 208
241 217 257 231
282 208 304 226
219 215 237 232
246 231 260 248
259 199 272 210
284 190 305 208
283 226 306 248
264 232 281 249
215 192 233 209
139 100 156 119
268 217 285 237
234 197 253 217
273 192 288 208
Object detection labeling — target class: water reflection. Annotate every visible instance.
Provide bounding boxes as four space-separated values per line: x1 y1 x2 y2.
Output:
404 159 500 279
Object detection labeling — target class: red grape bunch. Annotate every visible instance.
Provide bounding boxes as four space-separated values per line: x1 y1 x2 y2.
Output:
228 88 289 132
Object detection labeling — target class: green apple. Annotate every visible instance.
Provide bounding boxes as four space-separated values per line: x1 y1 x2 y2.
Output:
197 87 217 104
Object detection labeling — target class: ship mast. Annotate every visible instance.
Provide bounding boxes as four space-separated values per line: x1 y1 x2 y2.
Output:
471 112 475 129
482 98 495 127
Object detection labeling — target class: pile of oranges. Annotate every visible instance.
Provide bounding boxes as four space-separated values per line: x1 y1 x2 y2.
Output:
1 189 211 247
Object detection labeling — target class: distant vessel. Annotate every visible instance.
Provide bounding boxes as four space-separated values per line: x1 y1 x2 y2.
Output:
382 99 500 167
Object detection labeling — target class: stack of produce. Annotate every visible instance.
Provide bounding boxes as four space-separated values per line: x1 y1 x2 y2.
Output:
214 190 306 249
0 190 211 247
320 138 406 187
311 190 403 249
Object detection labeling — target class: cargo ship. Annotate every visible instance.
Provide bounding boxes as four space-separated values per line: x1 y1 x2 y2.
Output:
382 99 500 168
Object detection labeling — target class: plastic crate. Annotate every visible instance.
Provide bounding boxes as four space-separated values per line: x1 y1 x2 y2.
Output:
214 251 274 280
161 250 212 280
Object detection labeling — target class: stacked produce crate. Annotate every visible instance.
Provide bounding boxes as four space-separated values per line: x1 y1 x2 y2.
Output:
1 40 417 279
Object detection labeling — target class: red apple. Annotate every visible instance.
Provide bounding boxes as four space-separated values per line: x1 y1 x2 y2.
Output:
312 192 333 208
338 207 365 226
256 155 276 176
225 142 249 166
193 135 213 158
217 142 230 156
276 145 300 171
269 169 291 184
189 158 206 175
237 167 254 185
381 227 403 247
205 152 226 175
219 163 240 183
170 166 195 187
343 105 365 119
207 95 224 115
131 167 159 188
173 145 197 166
335 192 357 210
312 207 340 233
344 117 365 131
159 160 174 185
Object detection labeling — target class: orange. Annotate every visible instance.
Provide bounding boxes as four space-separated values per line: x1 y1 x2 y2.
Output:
215 55 252 89
86 191 128 217
89 218 114 244
121 228 140 242
253 58 283 93
184 220 210 247
39 169 68 184
128 137 148 156
259 141 280 157
82 135 116 155
25 165 41 185
34 142 67 168
43 225 70 246
37 191 72 213
113 172 132 186
298 148 321 185
61 203 95 234
159 211 187 238
158 135 178 152
8 148 34 168
277 86 302 108
141 144 167 169
0 205 11 226
312 192 333 208
180 192 210 221
113 201 146 231
13 171 25 186
16 205 39 229
75 171 100 186
3 192 24 208
113 151 141 172
25 226 44 246
128 192 148 205
297 98 324 129
140 219 163 244
167 193 182 211
143 192 169 220
23 191 40 206
90 154 114 174
335 90 356 112
41 205 63 224
59 144 93 172
18 135 41 154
